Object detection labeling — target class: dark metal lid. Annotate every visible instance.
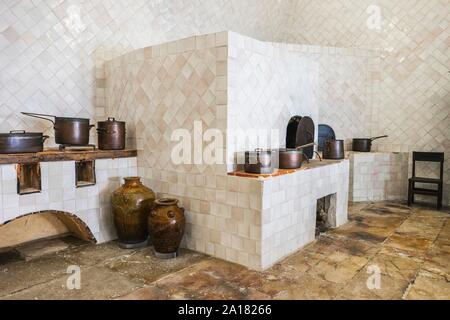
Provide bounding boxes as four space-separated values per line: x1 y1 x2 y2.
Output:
296 116 315 159
286 116 303 149
0 130 43 137
99 117 125 124
318 124 336 151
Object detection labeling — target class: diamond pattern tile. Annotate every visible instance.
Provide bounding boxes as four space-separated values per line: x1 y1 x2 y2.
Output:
1 0 448 204
281 0 450 205
105 37 222 177
0 0 288 143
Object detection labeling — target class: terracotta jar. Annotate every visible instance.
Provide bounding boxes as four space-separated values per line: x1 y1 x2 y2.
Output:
148 198 186 259
112 177 155 248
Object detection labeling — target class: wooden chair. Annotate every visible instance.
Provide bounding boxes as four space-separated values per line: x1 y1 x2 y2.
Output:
408 152 445 210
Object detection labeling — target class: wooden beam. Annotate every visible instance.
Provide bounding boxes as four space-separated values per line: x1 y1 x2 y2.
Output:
0 149 137 165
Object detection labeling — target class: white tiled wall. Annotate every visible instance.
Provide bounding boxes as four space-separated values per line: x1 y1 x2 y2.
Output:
280 0 450 205
227 32 320 170
2 0 447 204
226 33 376 170
349 152 410 202
0 0 289 145
0 157 137 244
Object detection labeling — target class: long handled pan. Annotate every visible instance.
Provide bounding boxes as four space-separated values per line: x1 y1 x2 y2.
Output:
352 135 388 152
278 142 316 169
22 112 95 146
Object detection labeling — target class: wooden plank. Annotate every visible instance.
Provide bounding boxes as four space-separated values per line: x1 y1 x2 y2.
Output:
0 149 137 165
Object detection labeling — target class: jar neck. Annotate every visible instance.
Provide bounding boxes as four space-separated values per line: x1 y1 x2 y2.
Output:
124 177 142 187
155 198 178 206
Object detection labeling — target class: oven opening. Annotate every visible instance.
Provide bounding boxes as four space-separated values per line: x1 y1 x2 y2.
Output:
17 163 42 195
316 194 337 236
75 160 96 188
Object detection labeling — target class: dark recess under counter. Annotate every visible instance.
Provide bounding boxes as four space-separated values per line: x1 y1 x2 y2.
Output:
0 149 137 165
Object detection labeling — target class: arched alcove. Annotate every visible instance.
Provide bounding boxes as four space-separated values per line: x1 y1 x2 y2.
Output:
0 211 97 249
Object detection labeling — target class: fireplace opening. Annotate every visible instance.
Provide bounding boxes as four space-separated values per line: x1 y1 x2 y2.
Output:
76 160 96 188
17 163 41 195
0 211 97 249
316 194 337 236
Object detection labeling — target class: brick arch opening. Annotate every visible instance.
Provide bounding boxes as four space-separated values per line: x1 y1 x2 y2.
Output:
1 210 97 244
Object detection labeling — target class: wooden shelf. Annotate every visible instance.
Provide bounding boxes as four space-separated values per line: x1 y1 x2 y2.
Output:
0 149 137 165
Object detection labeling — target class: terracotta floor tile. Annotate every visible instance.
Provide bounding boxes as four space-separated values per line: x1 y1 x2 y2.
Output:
404 270 450 300
1 201 448 300
337 267 411 300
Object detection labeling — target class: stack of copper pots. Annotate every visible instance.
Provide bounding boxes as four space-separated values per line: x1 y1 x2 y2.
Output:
97 118 126 150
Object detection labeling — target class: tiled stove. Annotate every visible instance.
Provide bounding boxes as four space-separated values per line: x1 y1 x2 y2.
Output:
230 160 350 270
104 31 350 270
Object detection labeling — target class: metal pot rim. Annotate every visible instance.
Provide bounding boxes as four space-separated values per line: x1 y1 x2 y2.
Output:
325 139 344 142
0 131 43 137
56 117 90 123
278 148 303 154
98 119 125 125
245 149 272 154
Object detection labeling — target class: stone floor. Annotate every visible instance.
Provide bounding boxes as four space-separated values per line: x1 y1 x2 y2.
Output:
0 202 448 300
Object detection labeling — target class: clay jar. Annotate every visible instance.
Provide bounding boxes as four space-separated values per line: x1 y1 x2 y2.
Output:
112 177 155 248
148 198 186 259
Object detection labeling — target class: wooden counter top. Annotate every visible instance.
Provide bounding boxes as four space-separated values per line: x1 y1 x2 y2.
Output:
0 148 137 165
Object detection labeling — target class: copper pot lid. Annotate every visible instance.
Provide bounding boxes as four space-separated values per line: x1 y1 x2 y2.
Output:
296 116 315 159
0 130 44 137
98 117 125 125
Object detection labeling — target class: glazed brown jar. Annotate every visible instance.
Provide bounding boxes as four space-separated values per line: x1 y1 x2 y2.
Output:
148 198 186 258
112 177 155 248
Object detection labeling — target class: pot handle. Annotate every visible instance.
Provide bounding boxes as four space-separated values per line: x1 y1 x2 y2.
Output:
89 124 95 130
314 151 323 162
371 135 388 142
42 135 49 142
295 142 316 150
21 112 56 125
303 152 311 164
108 117 116 122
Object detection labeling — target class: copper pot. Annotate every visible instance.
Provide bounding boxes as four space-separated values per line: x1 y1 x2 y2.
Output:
112 177 156 249
0 131 49 154
323 139 345 160
353 136 388 152
148 198 186 259
278 142 316 169
22 112 95 146
97 117 126 150
245 149 273 174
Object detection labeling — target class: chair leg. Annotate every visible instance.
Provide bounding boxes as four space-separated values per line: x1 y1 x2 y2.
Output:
408 181 413 207
437 184 443 210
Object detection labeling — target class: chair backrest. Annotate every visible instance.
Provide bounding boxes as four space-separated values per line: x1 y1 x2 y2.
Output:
412 152 445 179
